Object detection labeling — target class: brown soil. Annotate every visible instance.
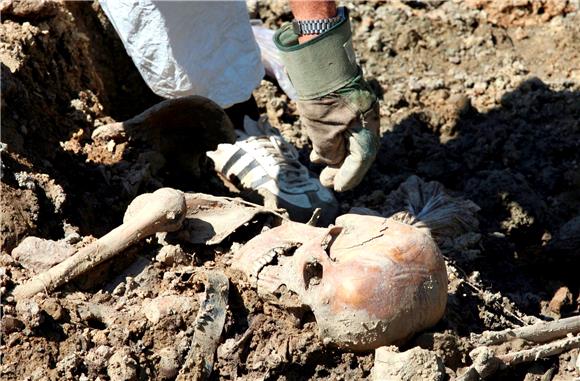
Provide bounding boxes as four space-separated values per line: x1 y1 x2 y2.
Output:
1 1 580 380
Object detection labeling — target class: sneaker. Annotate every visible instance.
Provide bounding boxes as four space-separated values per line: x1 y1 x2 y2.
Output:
207 116 338 225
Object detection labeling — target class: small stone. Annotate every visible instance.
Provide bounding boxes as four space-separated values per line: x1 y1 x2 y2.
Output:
16 299 44 329
112 282 126 296
547 286 573 316
449 56 461 64
372 346 445 381
56 353 81 378
0 253 15 266
408 77 425 92
41 298 65 321
12 236 76 272
473 81 488 95
217 338 237 360
87 345 113 373
157 347 180 380
107 348 138 381
125 277 138 291
448 94 473 118
62 225 82 244
92 330 108 346
142 295 196 324
1 316 25 334
156 244 187 266
427 79 446 91
396 29 420 51
366 32 383 52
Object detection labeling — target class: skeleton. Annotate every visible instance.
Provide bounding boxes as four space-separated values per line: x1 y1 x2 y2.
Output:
233 176 480 351
12 168 478 354
12 189 280 301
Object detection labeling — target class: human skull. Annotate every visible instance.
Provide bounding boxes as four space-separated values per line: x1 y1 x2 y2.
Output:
232 212 447 351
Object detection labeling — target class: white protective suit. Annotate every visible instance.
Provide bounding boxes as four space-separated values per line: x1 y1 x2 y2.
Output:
100 1 265 108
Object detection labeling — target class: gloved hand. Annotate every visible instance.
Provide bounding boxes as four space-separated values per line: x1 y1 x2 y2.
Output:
274 7 380 192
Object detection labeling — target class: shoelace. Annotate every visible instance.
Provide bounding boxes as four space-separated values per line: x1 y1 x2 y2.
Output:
246 135 310 187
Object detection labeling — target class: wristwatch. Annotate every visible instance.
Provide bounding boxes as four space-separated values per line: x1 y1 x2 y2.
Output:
292 7 345 36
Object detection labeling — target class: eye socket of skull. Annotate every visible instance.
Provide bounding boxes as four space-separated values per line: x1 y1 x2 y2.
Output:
299 226 344 290
302 260 323 289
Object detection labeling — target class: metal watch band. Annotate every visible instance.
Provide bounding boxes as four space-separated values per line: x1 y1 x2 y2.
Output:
292 8 345 36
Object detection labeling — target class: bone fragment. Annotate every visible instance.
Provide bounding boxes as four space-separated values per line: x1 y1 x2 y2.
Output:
173 192 285 245
472 315 580 345
306 208 322 226
177 270 229 381
12 188 186 300
458 334 580 381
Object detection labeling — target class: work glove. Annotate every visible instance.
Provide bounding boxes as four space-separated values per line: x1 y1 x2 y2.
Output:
274 7 380 192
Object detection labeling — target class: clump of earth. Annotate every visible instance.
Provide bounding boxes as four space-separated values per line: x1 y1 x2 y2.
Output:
1 1 579 380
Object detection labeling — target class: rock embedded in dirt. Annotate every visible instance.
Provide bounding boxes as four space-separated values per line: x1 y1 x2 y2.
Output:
40 298 65 321
142 295 197 325
547 287 574 317
155 244 187 266
15 299 44 330
86 345 113 374
372 346 446 381
107 348 138 381
157 347 181 380
56 353 82 379
412 331 470 369
11 236 76 272
1 315 25 334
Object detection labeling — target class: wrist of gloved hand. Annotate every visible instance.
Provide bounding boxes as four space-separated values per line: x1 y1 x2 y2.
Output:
274 7 380 192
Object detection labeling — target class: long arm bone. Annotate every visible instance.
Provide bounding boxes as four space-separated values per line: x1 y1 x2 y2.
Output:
12 188 186 300
458 316 580 380
473 315 580 346
458 334 580 381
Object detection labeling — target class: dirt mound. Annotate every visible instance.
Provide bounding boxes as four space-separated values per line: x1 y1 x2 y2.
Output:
466 0 578 27
1 1 580 380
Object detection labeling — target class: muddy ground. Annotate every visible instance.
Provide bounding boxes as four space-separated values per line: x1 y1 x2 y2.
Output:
1 1 580 380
